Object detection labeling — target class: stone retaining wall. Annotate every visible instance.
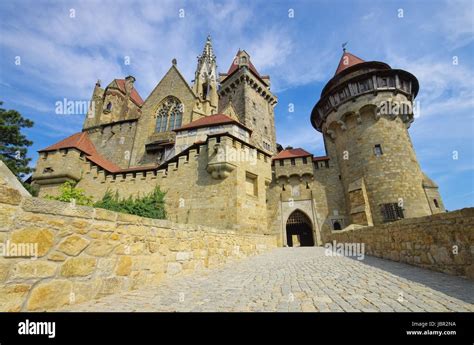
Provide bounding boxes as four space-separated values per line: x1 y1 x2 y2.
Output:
328 208 474 279
0 185 277 311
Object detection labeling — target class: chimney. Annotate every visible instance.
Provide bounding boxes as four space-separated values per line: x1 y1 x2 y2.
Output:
124 75 136 94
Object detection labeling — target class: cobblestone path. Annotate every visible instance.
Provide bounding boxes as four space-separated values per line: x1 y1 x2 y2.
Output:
59 247 474 312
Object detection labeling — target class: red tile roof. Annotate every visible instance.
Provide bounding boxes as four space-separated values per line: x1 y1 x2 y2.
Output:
334 51 365 76
226 51 261 77
39 132 121 173
273 148 312 160
115 79 144 107
313 156 330 161
221 50 266 84
174 114 250 132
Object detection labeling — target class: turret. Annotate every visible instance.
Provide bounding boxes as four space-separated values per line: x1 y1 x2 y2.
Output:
218 50 277 154
311 49 442 225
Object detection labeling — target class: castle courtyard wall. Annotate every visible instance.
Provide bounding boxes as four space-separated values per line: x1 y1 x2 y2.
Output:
0 185 277 311
328 208 474 279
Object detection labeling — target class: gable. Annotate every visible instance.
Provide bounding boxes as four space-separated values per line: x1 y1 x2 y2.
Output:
143 65 197 110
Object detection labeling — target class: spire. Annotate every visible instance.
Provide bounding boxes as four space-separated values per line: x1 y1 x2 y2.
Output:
193 36 218 114
334 50 365 76
197 34 216 68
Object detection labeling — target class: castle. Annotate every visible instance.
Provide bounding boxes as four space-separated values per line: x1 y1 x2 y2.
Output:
31 36 445 246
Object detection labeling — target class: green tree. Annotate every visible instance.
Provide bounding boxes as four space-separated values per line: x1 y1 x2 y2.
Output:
0 101 34 178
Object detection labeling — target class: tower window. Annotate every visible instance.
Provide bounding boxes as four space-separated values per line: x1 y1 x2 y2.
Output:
264 126 268 134
106 102 112 111
202 82 209 99
332 220 342 231
374 144 383 156
434 199 439 208
381 203 404 222
291 158 295 166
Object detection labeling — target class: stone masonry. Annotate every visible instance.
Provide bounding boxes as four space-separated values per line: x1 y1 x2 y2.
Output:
0 184 276 311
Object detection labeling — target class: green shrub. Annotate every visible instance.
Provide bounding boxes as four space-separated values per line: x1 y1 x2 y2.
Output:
45 181 93 206
94 186 166 219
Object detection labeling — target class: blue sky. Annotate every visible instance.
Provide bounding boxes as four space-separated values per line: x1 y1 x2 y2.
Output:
0 0 473 210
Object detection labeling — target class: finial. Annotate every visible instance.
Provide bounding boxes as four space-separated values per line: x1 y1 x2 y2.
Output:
96 79 101 87
172 58 177 65
207 34 211 41
342 42 348 52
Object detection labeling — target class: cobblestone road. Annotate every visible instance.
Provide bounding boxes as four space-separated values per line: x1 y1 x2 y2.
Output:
60 247 474 312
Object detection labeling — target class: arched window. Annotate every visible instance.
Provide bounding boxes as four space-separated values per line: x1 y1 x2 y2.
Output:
155 96 183 132
106 102 112 111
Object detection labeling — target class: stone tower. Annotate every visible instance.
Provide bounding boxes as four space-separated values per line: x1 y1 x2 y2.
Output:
192 35 218 115
311 49 442 226
218 50 277 154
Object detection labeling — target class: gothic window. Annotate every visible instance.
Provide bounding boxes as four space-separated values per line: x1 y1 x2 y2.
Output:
155 96 183 132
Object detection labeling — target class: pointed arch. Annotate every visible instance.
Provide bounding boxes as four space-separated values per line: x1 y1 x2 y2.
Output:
155 96 183 132
286 209 314 247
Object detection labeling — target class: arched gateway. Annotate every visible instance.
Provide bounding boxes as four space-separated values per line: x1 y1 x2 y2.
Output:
286 210 314 247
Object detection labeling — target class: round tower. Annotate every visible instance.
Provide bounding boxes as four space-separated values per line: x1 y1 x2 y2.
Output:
311 50 432 225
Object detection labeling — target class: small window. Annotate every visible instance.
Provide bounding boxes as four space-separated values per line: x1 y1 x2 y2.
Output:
374 144 383 156
106 102 112 111
291 158 295 166
245 172 257 197
381 203 404 222
434 199 439 208
333 221 342 230
302 157 307 164
279 160 284 166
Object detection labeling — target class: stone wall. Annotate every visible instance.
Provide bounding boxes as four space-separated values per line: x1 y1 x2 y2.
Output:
36 133 273 235
0 185 277 311
328 208 474 279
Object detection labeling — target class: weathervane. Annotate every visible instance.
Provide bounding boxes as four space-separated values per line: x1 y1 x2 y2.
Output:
342 42 348 52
